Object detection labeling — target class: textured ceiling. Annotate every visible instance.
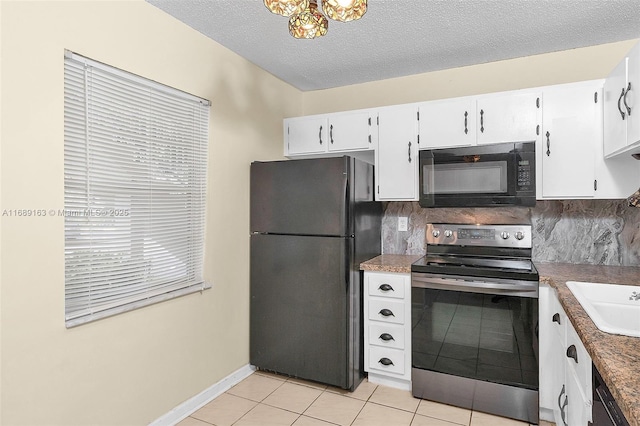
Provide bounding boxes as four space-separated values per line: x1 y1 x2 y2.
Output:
146 0 640 91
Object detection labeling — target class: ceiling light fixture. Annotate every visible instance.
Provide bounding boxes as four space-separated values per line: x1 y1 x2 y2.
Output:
264 0 367 39
322 0 367 22
264 0 309 17
288 0 328 39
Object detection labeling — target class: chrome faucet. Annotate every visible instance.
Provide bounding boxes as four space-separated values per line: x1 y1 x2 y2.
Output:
630 291 640 301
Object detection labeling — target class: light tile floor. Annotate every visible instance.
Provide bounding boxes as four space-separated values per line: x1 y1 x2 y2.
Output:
178 371 555 426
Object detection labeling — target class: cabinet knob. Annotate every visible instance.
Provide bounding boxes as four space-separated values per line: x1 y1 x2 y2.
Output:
552 313 561 325
379 309 395 317
378 284 394 292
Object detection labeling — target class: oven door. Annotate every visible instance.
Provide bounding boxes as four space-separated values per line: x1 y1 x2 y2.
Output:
411 272 539 422
419 142 535 207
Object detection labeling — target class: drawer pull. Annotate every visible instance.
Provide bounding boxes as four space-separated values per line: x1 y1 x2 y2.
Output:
566 345 578 363
379 309 395 317
378 284 394 292
378 357 394 366
379 333 395 342
552 313 561 324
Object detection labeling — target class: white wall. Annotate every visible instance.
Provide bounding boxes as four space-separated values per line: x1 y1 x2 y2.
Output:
301 39 638 114
0 1 300 424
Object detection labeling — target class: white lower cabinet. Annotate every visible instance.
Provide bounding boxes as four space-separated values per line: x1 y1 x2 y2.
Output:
539 283 592 425
363 271 412 390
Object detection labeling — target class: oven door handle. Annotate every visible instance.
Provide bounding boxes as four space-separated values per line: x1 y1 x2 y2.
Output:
411 274 538 295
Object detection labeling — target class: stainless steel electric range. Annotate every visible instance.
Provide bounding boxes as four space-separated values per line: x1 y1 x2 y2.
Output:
411 224 539 424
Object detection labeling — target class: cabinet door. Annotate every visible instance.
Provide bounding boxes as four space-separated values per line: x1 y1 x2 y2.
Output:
626 42 640 148
327 111 375 152
477 92 540 145
418 98 476 148
603 57 628 157
541 84 598 198
285 116 328 155
376 106 418 201
566 369 590 426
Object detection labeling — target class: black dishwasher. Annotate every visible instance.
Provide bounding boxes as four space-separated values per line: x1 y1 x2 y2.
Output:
592 364 629 426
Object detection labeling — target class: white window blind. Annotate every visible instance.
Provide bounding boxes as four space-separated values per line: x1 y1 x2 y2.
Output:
64 51 210 328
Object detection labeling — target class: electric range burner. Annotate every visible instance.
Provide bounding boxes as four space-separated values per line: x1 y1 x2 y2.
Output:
411 223 538 282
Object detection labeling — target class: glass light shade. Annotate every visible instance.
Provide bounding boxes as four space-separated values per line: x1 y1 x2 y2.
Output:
288 0 328 39
264 0 309 17
322 0 367 22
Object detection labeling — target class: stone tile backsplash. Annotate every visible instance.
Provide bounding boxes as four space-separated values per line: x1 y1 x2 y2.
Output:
382 200 640 266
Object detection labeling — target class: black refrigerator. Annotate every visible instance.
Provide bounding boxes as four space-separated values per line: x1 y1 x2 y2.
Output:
250 156 382 390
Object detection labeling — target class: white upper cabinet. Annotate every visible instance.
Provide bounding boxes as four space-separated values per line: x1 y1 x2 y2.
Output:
285 110 377 157
285 116 328 156
327 111 377 152
540 81 639 200
418 91 540 149
376 105 418 201
418 97 476 148
476 91 541 145
604 41 640 158
540 82 599 199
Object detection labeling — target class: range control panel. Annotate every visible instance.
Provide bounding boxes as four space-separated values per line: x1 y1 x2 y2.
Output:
425 223 532 249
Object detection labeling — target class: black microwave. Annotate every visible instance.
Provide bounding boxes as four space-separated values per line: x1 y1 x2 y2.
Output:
419 142 536 208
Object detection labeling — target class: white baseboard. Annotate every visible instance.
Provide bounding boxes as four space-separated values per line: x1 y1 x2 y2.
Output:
149 364 255 426
367 373 411 391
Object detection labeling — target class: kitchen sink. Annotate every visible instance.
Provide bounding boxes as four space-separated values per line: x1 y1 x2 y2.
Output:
566 281 640 338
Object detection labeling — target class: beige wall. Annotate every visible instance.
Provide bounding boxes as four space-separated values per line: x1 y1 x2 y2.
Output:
1 1 638 424
301 39 638 114
0 1 300 424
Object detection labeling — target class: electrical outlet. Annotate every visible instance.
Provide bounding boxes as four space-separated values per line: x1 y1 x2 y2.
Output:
398 217 408 232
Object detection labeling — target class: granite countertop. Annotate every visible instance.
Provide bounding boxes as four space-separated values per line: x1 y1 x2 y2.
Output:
360 254 422 273
361 256 640 425
537 262 640 426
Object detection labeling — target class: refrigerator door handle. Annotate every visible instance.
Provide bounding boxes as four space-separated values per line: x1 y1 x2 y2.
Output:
344 238 350 292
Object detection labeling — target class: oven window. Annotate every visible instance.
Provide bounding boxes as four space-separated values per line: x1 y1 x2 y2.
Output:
423 161 508 194
412 287 538 389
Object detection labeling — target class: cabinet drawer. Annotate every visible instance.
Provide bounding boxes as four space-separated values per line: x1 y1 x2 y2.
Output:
368 299 405 324
566 323 592 399
367 273 406 299
368 346 406 376
368 323 405 350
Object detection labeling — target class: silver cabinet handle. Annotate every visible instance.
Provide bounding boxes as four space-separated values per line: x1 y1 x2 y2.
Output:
464 111 468 134
618 87 626 120
546 131 551 157
624 82 632 116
